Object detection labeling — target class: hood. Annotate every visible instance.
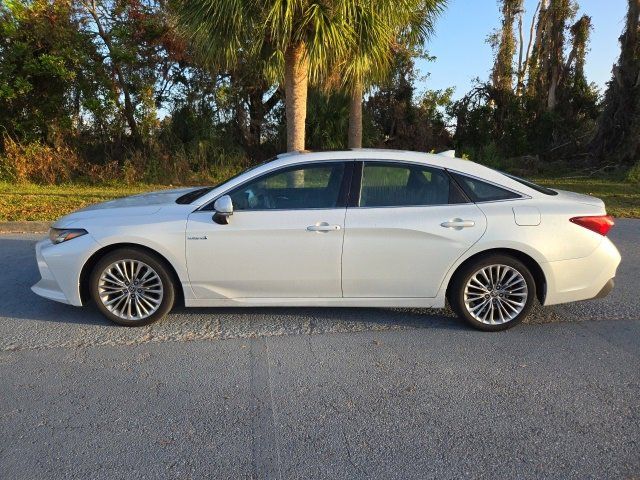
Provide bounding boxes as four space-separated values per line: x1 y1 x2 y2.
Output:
552 189 605 208
76 187 199 212
53 187 200 228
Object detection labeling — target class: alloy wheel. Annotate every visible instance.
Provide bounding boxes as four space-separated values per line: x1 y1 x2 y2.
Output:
97 259 163 321
463 264 528 325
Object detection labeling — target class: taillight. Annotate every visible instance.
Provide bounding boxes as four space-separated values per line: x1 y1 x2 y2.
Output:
570 215 614 236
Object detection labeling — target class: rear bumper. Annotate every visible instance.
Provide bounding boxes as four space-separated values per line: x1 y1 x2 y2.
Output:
543 237 621 306
592 278 615 300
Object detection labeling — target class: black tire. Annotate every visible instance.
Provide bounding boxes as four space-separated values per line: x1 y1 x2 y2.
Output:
448 254 536 331
90 248 175 326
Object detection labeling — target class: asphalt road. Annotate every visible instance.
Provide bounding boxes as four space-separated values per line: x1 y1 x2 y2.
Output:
1 220 639 479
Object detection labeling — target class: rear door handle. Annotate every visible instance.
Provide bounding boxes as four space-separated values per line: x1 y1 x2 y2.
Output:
440 219 475 230
307 222 341 232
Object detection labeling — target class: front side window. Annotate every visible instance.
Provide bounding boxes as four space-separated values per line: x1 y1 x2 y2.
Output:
450 172 522 202
227 162 347 210
359 162 459 207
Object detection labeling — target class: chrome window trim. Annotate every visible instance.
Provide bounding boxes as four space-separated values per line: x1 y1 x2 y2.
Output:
472 197 531 205
348 203 468 210
191 207 348 214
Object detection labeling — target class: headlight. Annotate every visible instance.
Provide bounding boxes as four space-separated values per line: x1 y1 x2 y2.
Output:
49 228 88 244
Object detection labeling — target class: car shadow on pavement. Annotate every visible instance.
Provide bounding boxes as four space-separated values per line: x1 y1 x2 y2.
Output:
3 300 468 332
169 305 468 332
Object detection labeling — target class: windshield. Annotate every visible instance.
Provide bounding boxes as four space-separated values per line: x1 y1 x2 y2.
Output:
175 187 214 204
175 157 277 204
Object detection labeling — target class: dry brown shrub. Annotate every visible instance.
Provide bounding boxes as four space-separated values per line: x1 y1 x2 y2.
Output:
83 160 122 183
122 151 145 185
1 136 81 184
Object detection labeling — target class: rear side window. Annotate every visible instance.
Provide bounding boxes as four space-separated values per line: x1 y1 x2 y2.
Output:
501 172 558 196
450 172 521 202
359 162 465 207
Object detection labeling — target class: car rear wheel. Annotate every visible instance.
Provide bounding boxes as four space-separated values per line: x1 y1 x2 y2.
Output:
449 254 536 331
90 248 175 326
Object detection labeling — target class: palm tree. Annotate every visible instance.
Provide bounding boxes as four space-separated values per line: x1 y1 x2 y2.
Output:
330 0 446 148
173 0 355 152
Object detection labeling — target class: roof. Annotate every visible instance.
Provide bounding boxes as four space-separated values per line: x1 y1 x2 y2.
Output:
194 149 546 206
274 149 473 171
277 148 454 158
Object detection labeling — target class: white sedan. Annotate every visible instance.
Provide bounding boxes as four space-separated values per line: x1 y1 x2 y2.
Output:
32 149 621 331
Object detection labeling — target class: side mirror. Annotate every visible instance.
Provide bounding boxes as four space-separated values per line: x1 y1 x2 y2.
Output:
212 195 233 225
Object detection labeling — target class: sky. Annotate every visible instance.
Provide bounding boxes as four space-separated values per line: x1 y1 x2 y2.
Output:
417 0 628 100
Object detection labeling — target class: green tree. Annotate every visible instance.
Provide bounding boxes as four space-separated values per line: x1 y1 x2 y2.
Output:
173 0 358 152
0 0 94 143
77 0 185 144
305 88 350 150
487 0 522 136
366 49 453 152
490 0 522 93
326 0 446 148
452 0 599 164
590 0 640 165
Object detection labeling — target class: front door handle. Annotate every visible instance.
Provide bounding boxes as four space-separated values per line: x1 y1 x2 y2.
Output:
440 218 475 230
307 222 341 232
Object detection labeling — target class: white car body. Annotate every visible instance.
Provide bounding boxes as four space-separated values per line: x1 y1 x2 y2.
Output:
32 149 621 314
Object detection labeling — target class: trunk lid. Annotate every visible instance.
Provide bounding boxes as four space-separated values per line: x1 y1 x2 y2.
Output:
551 189 605 208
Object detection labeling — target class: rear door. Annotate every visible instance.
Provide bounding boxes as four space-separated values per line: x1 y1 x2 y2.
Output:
342 161 487 298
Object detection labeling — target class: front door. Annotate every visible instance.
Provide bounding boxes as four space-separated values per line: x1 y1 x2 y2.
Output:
342 161 487 298
186 162 351 299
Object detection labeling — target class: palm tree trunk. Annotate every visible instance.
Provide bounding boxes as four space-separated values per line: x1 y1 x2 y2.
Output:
284 42 309 152
348 82 363 149
284 42 308 187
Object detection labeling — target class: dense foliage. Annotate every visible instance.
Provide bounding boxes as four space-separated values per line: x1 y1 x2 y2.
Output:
0 0 637 185
452 0 599 172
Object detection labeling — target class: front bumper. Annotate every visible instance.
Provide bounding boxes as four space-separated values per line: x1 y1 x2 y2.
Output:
543 237 621 306
31 234 100 306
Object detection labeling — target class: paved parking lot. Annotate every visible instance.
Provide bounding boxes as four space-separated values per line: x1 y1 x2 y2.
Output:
1 220 639 479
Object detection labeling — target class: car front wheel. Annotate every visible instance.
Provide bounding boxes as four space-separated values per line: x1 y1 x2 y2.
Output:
449 255 536 331
90 248 175 326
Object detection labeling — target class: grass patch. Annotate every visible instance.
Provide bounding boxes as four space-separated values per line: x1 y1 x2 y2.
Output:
0 176 638 221
0 183 174 221
535 177 640 218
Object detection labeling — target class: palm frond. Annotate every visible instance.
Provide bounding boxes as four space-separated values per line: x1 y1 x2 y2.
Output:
172 0 447 92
